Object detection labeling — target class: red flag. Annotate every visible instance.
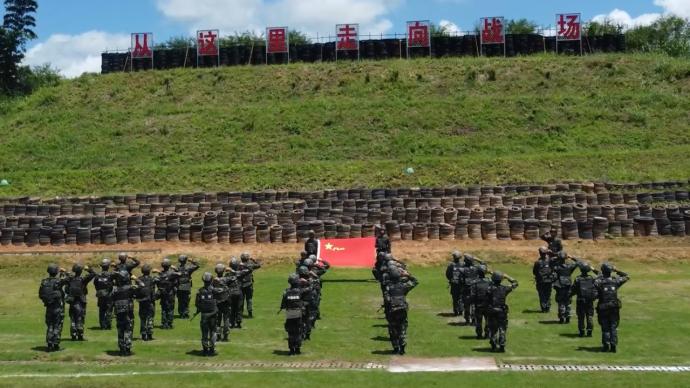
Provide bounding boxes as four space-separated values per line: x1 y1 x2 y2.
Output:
317 237 375 268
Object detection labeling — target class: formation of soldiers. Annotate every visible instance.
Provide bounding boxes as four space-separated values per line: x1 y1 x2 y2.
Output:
38 228 631 357
444 250 519 352
277 232 331 355
39 252 261 356
532 232 630 352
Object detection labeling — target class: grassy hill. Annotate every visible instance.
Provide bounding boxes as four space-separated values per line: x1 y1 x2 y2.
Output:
1 53 689 196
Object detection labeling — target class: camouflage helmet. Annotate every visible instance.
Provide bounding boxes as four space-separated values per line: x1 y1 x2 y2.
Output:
240 252 250 261
579 262 591 274
47 263 59 276
384 253 394 262
451 250 462 262
202 272 213 283
215 263 226 274
288 273 300 286
464 254 474 266
161 258 171 268
304 258 314 267
378 228 386 235
178 254 188 263
118 252 127 261
142 264 152 275
477 264 488 277
298 266 309 276
308 230 315 238
601 262 614 277
230 257 240 270
101 258 111 268
72 263 83 274
491 271 504 284
540 231 552 241
538 247 549 257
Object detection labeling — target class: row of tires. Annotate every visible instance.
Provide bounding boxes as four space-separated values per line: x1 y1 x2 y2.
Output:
3 180 688 206
0 191 688 218
1 215 687 247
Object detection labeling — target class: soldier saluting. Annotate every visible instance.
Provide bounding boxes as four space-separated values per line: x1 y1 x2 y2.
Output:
486 271 518 353
281 273 305 355
533 247 554 313
38 264 68 352
384 266 418 355
64 263 96 341
595 263 630 353
176 255 200 319
94 258 115 330
445 251 464 317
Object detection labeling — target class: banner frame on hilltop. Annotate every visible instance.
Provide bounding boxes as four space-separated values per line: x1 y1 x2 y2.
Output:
130 32 154 71
266 26 290 65
335 23 360 62
196 29 221 68
479 16 506 57
406 20 432 59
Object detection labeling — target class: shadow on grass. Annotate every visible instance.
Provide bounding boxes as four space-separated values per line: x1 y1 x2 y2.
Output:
322 279 374 283
372 324 388 328
576 346 605 353
437 312 457 317
559 333 583 338
186 349 207 357
447 321 469 327
459 335 480 340
31 346 49 352
472 347 495 353
272 349 292 356
522 309 544 314
88 326 107 330
371 349 396 355
105 350 132 357
370 336 390 342
538 320 562 325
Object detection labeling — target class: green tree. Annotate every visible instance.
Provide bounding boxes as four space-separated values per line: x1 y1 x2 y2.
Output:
288 30 310 45
626 16 690 57
1 0 38 94
585 20 624 36
506 18 538 34
156 35 194 49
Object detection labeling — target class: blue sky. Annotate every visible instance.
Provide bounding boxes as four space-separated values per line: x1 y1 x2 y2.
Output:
16 0 690 77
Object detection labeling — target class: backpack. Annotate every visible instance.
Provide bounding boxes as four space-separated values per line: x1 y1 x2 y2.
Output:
450 264 462 284
537 261 553 283
196 288 216 314
578 277 596 300
597 279 621 310
285 288 302 319
68 277 84 298
39 278 61 306
473 279 491 305
489 285 508 313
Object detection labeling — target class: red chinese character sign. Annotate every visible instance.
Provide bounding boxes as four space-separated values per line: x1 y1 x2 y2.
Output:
266 26 289 64
480 17 506 57
336 23 359 61
131 33 153 59
197 29 220 67
557 13 581 41
407 20 431 59
556 13 583 55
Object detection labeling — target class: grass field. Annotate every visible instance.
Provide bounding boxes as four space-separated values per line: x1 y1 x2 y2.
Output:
0 54 689 196
1 251 689 386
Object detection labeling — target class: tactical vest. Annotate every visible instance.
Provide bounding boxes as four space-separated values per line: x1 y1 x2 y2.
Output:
39 278 62 306
157 271 176 295
577 276 596 300
196 287 216 314
554 264 573 288
227 275 242 296
387 283 407 311
178 265 192 291
536 260 553 283
94 272 113 298
285 288 302 319
597 278 621 310
473 279 491 306
240 267 253 287
549 238 563 253
450 263 463 284
214 276 230 302
112 286 133 313
462 266 479 288
300 280 314 302
489 285 508 312
137 276 155 302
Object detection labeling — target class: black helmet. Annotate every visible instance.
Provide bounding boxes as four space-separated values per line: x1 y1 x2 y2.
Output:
230 257 240 270
202 272 213 283
304 258 314 267
298 266 309 276
288 273 300 286
477 264 487 277
118 252 127 262
389 267 401 281
162 258 171 268
215 263 226 275
72 263 83 274
117 270 129 285
384 253 394 262
101 258 111 269
579 262 591 274
557 251 568 261
308 230 315 238
451 250 462 262
240 252 250 261
491 271 504 284
142 264 152 275
47 263 59 276
178 254 188 263
538 247 548 258
464 254 474 266
601 263 614 277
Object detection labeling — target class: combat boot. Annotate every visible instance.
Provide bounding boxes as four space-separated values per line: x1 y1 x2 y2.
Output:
295 347 301 355
579 331 584 337
399 346 405 355
499 346 505 353
393 347 399 354
586 330 592 337
208 347 217 356
248 311 253 318
602 344 609 352
565 317 570 324
610 345 616 353
78 334 84 341
222 333 229 342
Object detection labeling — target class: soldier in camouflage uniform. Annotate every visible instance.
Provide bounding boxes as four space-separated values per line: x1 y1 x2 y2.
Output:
94 258 115 330
304 230 318 257
157 258 181 329
297 265 317 340
533 247 555 313
570 262 599 337
471 264 492 339
384 266 418 355
137 264 158 341
114 252 140 274
110 270 144 356
281 273 304 355
64 263 96 341
228 258 250 328
38 264 68 352
595 263 630 353
460 254 484 325
195 272 221 356
239 252 261 318
176 255 200 319
550 251 579 324
445 251 464 316
486 271 519 352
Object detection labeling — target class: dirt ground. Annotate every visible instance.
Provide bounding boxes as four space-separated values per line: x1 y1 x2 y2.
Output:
1 238 689 267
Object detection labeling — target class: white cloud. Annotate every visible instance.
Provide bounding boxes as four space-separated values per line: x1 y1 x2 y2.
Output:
24 31 130 78
654 0 690 18
439 20 462 35
592 9 662 28
156 0 399 37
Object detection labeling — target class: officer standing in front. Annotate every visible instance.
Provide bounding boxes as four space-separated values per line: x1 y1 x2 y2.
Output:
64 263 96 341
486 271 519 352
445 251 464 316
384 266 419 355
533 247 554 313
176 255 200 319
157 258 181 329
239 252 261 318
195 272 220 356
38 264 68 352
570 262 598 337
551 251 579 323
595 263 630 353
137 264 158 341
281 273 304 355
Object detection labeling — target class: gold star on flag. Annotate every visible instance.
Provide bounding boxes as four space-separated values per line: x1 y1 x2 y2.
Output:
325 243 333 250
